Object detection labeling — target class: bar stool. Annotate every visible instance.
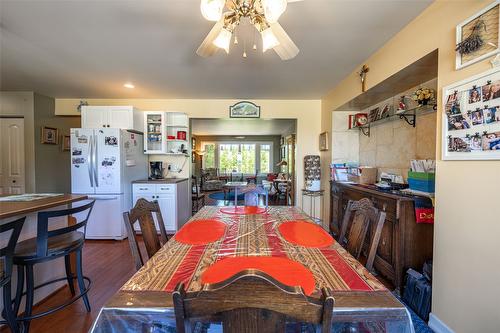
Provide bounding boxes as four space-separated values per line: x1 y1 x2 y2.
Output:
12 200 95 332
0 217 25 333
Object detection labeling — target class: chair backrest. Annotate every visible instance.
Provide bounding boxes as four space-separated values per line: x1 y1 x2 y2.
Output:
173 271 334 333
35 199 95 258
0 217 25 279
338 198 386 271
123 198 169 271
191 175 200 196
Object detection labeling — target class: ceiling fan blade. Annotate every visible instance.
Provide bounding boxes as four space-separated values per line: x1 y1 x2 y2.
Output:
270 23 299 60
287 0 304 3
196 18 224 58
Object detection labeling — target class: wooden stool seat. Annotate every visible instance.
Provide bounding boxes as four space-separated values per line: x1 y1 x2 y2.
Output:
14 231 84 262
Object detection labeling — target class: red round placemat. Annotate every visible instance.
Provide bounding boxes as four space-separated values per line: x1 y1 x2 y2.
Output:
201 256 316 295
220 206 267 215
279 221 334 248
174 219 226 245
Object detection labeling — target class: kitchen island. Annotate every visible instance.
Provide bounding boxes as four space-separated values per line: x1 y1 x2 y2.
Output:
0 194 88 313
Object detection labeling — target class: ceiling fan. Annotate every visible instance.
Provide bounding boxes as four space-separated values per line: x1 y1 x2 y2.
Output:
197 0 303 60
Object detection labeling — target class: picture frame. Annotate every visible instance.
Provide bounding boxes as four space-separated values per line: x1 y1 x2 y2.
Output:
61 134 70 151
456 1 500 70
229 101 261 118
41 126 59 145
319 132 329 151
442 67 500 160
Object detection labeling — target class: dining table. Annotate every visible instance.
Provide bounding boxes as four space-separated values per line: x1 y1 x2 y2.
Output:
91 206 414 333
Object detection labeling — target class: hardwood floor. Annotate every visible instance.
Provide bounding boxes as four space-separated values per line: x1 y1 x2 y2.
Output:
3 240 137 333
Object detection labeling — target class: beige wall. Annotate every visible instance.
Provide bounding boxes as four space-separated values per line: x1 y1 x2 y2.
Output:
0 92 36 192
321 1 500 332
55 99 322 211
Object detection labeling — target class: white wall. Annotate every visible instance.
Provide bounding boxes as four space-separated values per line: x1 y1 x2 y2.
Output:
331 111 359 164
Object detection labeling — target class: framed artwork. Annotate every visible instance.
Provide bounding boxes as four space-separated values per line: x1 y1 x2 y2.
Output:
456 1 500 70
41 126 59 144
442 67 500 160
229 101 261 118
61 135 70 151
319 132 329 151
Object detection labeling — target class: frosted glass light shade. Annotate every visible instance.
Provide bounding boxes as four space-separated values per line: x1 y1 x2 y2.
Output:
261 27 280 52
200 0 225 21
261 0 287 23
213 28 232 53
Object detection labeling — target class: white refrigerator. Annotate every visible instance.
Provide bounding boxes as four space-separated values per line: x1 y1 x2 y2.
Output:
70 128 148 239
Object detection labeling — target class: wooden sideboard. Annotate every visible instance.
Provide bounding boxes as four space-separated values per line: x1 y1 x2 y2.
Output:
330 181 433 292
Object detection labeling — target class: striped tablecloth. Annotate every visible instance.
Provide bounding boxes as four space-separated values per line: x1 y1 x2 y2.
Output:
121 206 386 295
92 206 414 333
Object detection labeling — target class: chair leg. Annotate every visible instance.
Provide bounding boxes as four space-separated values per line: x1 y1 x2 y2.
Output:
64 255 75 296
13 265 24 316
23 265 35 333
76 249 91 312
3 280 19 333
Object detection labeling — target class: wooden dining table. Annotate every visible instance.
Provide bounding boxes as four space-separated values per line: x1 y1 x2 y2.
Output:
91 206 414 333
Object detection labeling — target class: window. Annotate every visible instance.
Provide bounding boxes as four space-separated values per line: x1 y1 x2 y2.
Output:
260 144 271 173
219 143 256 173
202 141 272 174
202 143 216 168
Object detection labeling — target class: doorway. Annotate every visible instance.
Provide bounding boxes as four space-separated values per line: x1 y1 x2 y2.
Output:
190 118 297 206
0 117 25 194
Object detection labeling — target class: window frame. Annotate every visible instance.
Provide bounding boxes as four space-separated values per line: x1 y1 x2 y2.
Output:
200 141 274 175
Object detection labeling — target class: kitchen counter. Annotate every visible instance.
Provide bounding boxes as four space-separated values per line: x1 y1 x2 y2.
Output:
0 194 88 220
132 178 188 184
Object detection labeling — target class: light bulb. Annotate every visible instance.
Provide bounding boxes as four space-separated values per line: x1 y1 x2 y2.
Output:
261 27 280 52
261 0 287 23
200 0 225 22
213 28 232 53
234 36 239 45
253 43 257 50
243 51 247 58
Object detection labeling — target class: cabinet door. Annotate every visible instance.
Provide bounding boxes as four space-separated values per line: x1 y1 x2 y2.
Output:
82 106 108 128
157 193 176 232
144 112 166 154
107 107 134 129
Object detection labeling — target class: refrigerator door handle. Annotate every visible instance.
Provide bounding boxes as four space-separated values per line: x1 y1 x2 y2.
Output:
88 135 94 187
94 134 99 187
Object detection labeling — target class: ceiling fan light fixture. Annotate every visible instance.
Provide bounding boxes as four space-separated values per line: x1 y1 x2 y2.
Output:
261 0 287 23
261 27 280 52
213 27 232 53
200 0 225 21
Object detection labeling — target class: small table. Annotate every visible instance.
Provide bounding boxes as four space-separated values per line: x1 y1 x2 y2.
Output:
301 189 325 225
224 181 248 208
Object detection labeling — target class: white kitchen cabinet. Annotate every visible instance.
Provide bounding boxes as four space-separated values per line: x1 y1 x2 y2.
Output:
81 106 143 132
132 180 190 233
143 111 189 155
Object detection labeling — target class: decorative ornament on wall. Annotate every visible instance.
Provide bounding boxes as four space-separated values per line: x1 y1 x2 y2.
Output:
229 101 261 118
304 155 320 191
456 1 500 70
358 64 370 92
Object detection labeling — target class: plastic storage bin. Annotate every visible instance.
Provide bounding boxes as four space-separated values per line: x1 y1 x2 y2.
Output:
408 172 435 193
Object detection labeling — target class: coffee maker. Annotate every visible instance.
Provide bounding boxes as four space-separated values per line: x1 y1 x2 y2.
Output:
149 161 164 180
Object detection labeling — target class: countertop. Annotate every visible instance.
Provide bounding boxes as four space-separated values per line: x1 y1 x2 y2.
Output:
0 194 88 220
132 178 188 184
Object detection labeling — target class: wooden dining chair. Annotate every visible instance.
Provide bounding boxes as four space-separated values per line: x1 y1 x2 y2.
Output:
191 175 206 214
123 198 169 271
338 198 386 271
173 270 334 333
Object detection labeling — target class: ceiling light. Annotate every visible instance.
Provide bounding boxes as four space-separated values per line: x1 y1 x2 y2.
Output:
123 82 135 89
213 28 232 53
200 0 225 22
261 27 280 52
261 0 287 23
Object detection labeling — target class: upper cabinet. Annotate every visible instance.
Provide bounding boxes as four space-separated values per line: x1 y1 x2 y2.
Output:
81 106 143 132
144 111 189 155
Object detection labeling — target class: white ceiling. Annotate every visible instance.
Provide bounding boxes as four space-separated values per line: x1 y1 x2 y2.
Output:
0 0 433 99
192 118 296 136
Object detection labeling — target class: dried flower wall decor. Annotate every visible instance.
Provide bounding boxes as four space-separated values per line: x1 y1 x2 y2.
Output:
456 1 500 70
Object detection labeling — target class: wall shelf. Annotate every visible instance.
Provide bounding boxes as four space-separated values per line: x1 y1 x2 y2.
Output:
352 104 436 137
